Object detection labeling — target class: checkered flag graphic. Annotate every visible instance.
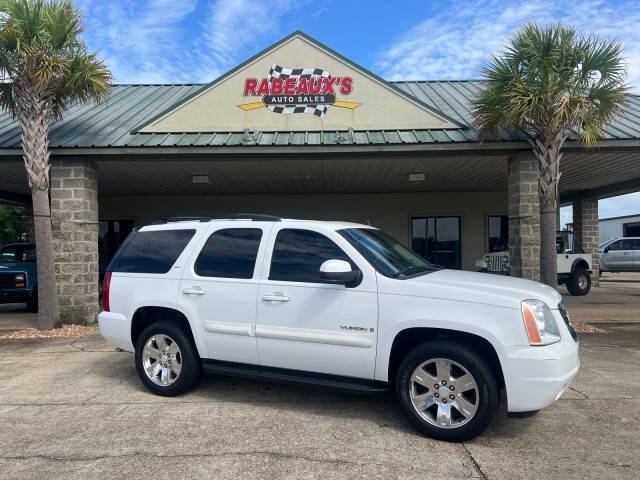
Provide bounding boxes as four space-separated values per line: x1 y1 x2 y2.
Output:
267 64 331 118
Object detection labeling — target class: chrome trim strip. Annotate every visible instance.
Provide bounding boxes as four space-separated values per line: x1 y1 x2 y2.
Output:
204 321 253 337
255 325 374 348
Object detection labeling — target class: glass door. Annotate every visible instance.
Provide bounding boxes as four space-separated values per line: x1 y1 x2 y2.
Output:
99 219 135 276
411 216 461 269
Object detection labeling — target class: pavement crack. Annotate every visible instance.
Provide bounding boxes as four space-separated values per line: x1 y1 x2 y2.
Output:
69 337 119 353
0 451 416 471
568 386 589 399
462 443 488 480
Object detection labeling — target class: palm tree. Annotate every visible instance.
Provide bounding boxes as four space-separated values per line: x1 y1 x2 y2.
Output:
473 23 627 288
0 0 110 329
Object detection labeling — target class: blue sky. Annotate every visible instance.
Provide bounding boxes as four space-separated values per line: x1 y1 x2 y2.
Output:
75 0 640 220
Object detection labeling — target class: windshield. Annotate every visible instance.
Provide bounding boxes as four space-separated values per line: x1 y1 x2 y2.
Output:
0 245 35 264
0 246 19 263
339 228 438 278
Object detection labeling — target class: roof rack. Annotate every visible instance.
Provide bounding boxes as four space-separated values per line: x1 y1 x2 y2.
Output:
217 213 281 222
152 216 212 224
152 214 281 224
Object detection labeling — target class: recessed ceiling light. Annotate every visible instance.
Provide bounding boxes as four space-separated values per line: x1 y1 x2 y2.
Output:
408 172 426 183
192 175 210 184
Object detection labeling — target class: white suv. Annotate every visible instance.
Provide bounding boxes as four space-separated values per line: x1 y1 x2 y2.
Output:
99 214 579 441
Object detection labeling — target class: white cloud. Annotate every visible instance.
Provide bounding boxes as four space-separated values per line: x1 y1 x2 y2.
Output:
78 0 199 83
76 0 309 84
375 0 640 90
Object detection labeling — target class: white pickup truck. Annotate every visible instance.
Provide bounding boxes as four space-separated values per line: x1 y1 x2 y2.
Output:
475 231 593 295
99 215 579 442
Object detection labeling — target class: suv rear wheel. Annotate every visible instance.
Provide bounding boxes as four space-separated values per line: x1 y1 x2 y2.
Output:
135 321 202 396
395 340 499 442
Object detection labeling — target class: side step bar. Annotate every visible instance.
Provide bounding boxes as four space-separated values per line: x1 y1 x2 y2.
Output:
202 359 388 394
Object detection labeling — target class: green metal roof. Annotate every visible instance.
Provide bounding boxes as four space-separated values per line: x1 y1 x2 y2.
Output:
0 81 639 149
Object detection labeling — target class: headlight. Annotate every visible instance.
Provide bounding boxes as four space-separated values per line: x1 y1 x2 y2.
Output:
14 274 25 282
521 300 561 346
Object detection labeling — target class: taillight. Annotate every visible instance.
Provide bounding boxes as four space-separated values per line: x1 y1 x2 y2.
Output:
102 272 112 312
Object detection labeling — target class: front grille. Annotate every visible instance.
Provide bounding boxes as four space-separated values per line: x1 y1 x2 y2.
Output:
559 302 578 342
0 272 14 288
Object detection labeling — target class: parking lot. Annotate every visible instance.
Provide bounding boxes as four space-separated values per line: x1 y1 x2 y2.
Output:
0 275 638 479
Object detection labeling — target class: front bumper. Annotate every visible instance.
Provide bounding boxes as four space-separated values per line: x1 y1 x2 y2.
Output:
501 338 580 412
0 288 31 304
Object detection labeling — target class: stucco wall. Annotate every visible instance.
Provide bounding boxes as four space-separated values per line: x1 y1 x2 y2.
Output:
99 191 506 271
141 35 455 133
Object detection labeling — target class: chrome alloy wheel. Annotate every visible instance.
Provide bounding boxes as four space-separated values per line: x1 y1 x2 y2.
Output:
409 358 479 429
578 274 588 290
142 334 182 386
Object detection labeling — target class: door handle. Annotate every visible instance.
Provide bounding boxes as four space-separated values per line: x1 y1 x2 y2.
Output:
262 294 290 302
183 287 206 295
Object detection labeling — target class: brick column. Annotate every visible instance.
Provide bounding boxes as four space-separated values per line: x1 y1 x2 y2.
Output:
508 152 541 281
572 197 600 286
51 158 100 324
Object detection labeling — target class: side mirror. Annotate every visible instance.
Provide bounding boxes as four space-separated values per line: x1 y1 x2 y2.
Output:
320 259 361 287
604 247 610 253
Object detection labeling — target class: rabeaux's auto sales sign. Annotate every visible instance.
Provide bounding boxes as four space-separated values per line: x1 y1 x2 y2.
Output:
238 64 361 118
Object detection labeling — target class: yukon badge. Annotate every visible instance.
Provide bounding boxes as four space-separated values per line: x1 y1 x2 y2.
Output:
339 325 374 332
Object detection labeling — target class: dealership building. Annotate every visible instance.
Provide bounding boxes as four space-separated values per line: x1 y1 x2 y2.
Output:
1 31 640 323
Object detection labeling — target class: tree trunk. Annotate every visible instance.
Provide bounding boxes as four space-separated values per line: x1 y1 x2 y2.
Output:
15 83 58 329
31 188 58 329
540 207 558 288
531 131 565 289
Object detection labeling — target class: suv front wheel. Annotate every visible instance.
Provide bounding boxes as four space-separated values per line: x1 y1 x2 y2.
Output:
135 321 202 396
396 341 499 442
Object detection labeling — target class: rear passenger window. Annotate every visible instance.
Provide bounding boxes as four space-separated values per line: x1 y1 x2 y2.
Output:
269 229 354 283
195 228 263 279
111 229 195 274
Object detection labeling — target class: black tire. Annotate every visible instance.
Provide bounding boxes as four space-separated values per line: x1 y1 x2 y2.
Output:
26 288 38 313
567 268 591 296
395 340 499 442
135 321 202 396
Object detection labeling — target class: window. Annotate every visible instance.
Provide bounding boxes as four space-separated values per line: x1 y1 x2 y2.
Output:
411 216 461 269
488 215 508 252
22 247 36 262
99 219 135 275
270 229 354 283
110 229 195 274
619 239 640 250
0 246 18 263
608 240 626 251
195 228 262 279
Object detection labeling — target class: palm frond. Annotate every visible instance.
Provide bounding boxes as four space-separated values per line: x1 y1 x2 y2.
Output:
472 22 628 147
0 0 111 119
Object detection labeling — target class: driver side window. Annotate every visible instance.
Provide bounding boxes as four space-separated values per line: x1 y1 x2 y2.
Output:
608 240 625 251
269 229 355 283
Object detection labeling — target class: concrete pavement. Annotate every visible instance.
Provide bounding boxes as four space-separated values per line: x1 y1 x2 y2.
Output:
561 272 640 323
0 303 36 334
0 325 638 480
